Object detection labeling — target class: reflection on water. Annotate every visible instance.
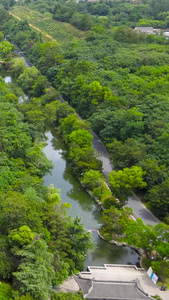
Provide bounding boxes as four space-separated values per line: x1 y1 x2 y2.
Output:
43 131 102 230
4 76 12 83
43 131 140 266
0 73 28 103
85 231 140 268
0 71 12 83
0 67 140 267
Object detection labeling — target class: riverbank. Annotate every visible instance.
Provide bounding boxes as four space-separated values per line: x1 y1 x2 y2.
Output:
0 47 140 267
43 131 140 266
96 229 143 257
4 35 161 228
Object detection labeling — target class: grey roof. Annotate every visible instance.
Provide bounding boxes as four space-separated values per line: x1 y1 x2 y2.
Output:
75 276 152 300
135 27 154 30
75 277 92 295
87 281 150 299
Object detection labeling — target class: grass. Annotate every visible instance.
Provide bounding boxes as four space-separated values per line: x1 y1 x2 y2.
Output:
10 6 84 44
157 277 169 289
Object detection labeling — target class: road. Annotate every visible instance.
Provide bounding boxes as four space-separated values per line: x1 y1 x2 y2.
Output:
92 135 160 226
127 195 160 226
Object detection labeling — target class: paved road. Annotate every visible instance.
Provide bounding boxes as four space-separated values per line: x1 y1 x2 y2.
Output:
127 195 160 226
92 132 112 177
92 136 160 226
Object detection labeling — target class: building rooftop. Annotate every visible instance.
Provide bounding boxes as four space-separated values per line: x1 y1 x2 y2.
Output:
59 264 169 300
75 276 152 299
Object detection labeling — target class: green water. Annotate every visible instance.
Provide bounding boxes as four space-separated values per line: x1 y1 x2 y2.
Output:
43 131 140 266
0 72 140 266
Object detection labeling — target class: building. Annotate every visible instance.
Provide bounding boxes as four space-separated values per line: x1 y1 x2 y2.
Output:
58 264 169 300
74 265 153 300
75 277 152 299
134 27 161 35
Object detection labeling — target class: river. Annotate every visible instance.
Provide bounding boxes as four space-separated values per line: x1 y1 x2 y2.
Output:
43 130 140 267
0 68 140 268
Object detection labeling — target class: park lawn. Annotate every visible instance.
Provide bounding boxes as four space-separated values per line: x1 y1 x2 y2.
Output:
10 6 84 44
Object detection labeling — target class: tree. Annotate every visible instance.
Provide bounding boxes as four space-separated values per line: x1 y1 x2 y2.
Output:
0 191 43 235
59 113 78 140
153 223 169 260
46 184 61 205
88 81 112 106
146 178 169 220
43 101 57 126
81 170 104 190
108 166 147 206
13 239 55 300
151 260 169 287
0 40 14 60
107 138 146 169
36 42 64 74
32 75 48 97
68 129 93 148
0 283 13 300
8 225 34 247
99 107 144 142
0 7 10 23
20 97 46 132
25 140 53 177
100 206 132 241
139 159 166 189
77 14 94 31
17 67 45 96
65 217 94 271
69 146 102 177
55 102 75 126
126 218 156 260
114 26 145 44
0 236 12 279
52 292 83 300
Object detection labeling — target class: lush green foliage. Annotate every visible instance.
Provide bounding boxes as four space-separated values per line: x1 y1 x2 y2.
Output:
0 43 92 299
108 166 147 206
1 1 169 219
100 206 132 241
9 0 169 30
0 0 169 293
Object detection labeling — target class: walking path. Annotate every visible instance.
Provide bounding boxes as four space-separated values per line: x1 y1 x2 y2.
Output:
127 195 160 226
9 12 56 41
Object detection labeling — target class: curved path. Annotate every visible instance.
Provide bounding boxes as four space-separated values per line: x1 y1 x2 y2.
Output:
127 195 160 226
92 134 160 226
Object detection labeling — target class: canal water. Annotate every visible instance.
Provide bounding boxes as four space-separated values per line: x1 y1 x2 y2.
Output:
1 71 140 268
43 131 140 267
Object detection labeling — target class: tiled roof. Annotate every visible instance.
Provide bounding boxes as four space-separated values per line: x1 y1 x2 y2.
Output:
75 275 153 300
86 280 150 299
74 276 92 295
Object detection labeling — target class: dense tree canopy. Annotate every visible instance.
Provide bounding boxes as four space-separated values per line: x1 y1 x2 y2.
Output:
0 42 92 299
1 0 169 294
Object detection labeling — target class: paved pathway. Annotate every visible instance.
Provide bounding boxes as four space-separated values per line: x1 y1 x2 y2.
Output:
127 195 160 226
92 135 160 226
